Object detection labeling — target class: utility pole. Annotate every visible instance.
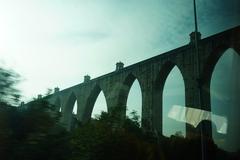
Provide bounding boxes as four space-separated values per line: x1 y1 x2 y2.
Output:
193 0 206 160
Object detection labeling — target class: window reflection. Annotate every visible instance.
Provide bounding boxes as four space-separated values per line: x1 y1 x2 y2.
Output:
168 105 227 134
163 66 185 137
210 49 240 152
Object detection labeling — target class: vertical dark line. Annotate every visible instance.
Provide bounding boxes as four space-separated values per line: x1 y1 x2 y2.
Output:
193 1 206 160
194 0 199 33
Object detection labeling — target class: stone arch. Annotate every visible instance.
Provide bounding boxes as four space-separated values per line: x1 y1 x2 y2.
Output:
116 73 144 116
155 61 186 98
125 73 144 122
207 47 240 151
201 46 240 111
153 61 186 133
201 45 230 87
82 84 108 122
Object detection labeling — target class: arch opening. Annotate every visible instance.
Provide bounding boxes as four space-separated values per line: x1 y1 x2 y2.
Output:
83 85 108 121
91 90 108 118
210 48 240 152
162 65 186 137
73 101 77 115
126 78 142 125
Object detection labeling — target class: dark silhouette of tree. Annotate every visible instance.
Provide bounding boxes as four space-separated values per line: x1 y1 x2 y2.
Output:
0 100 71 160
70 108 161 160
0 67 21 105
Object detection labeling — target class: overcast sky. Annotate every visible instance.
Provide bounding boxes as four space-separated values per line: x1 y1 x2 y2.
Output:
0 0 239 101
0 0 240 140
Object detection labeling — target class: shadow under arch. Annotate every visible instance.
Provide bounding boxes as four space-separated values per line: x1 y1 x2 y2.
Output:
116 73 144 117
201 46 240 111
82 84 108 123
62 91 78 130
153 61 186 133
54 96 61 112
65 92 78 115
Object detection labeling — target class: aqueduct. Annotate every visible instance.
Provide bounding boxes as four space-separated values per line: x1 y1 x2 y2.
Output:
42 26 239 135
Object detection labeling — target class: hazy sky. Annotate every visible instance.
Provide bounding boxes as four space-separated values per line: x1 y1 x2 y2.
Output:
0 0 239 101
0 0 240 141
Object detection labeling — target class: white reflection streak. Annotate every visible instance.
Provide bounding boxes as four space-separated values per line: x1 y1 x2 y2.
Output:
168 105 227 134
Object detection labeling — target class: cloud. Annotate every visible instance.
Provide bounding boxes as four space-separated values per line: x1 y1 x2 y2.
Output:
58 31 110 44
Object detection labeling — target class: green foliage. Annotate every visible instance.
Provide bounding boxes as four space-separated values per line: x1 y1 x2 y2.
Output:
69 107 240 160
0 100 71 160
1 101 239 160
174 131 184 138
0 67 21 105
70 107 160 160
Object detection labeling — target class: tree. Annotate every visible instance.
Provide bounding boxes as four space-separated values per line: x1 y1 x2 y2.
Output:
0 99 72 160
0 67 21 105
10 100 71 160
70 107 160 160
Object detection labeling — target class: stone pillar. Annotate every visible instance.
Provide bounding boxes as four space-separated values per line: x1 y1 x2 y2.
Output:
61 103 72 131
60 93 79 131
141 85 162 134
20 101 25 107
84 75 91 83
140 69 161 134
189 31 201 44
105 85 128 118
54 87 60 93
76 96 89 123
184 49 212 137
37 94 42 99
115 62 124 71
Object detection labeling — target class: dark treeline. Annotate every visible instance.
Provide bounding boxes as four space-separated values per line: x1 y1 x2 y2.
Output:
1 101 239 160
0 100 71 160
0 67 239 160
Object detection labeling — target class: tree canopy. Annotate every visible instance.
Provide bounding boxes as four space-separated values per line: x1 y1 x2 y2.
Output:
0 67 21 105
